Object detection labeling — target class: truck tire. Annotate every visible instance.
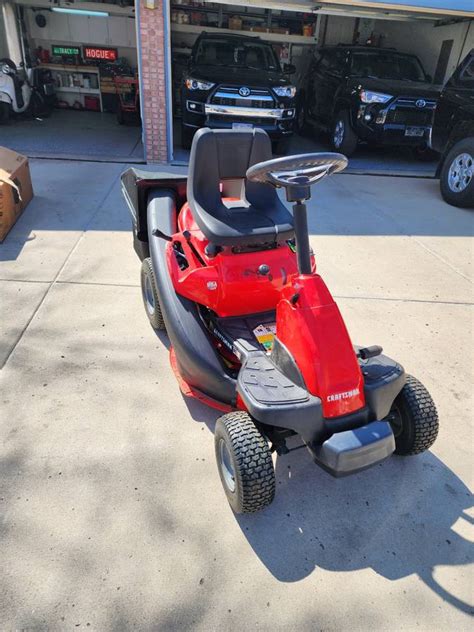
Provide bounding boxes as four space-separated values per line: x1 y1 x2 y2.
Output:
332 110 357 157
214 411 275 513
440 138 474 208
141 257 166 331
388 375 439 455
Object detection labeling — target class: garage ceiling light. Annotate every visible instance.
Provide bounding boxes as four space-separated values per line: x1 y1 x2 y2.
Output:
52 7 109 17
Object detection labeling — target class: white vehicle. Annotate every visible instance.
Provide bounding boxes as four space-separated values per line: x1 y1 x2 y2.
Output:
0 58 54 123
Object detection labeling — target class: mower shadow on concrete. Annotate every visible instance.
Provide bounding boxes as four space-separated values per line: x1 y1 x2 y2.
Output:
239 447 473 614
181 395 472 615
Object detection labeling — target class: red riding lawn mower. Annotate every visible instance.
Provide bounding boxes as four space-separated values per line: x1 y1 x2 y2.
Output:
121 128 439 513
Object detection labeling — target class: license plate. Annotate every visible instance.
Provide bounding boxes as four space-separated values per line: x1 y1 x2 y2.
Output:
232 122 253 129
405 127 425 137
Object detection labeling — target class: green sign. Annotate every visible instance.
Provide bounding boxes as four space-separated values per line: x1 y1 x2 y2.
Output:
52 45 80 57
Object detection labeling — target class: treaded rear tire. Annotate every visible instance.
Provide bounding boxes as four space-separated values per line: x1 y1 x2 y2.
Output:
214 411 275 513
140 257 166 331
389 374 439 455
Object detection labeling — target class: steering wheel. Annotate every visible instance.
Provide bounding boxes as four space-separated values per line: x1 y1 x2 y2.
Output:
246 152 348 188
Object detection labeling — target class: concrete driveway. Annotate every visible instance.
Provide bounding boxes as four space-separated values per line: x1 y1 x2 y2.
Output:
0 160 472 631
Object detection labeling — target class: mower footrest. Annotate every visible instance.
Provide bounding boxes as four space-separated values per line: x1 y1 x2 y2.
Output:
309 421 395 477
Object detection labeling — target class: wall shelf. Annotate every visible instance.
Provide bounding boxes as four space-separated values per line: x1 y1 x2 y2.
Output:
170 22 315 44
38 64 103 111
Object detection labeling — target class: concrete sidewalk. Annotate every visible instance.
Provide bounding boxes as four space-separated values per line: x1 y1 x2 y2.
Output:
0 160 472 631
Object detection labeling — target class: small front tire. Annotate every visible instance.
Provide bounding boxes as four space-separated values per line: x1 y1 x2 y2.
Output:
214 411 275 514
140 257 166 331
388 375 439 455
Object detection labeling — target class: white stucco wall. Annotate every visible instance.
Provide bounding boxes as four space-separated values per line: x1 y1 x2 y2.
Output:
377 18 474 82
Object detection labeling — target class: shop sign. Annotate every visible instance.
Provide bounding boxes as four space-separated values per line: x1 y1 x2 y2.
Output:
52 45 80 57
83 46 118 62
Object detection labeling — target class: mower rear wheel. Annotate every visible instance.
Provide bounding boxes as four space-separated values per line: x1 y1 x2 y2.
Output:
140 257 166 331
214 411 275 514
388 374 439 455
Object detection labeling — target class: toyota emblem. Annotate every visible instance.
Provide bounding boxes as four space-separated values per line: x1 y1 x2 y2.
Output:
239 86 251 97
415 99 426 108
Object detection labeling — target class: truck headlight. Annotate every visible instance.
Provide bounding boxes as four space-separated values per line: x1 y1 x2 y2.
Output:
359 89 392 104
274 86 296 98
185 77 215 91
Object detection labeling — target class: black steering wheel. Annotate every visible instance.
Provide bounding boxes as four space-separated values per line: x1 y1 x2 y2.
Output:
246 152 348 188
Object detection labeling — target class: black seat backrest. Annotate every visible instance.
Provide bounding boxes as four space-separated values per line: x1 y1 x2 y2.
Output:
187 128 280 214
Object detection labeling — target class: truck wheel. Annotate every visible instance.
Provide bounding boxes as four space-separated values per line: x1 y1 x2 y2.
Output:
140 257 166 331
388 375 439 455
332 110 357 156
440 138 474 208
0 102 10 124
214 411 275 514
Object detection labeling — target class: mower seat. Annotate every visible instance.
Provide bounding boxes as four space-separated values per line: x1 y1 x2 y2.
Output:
187 128 294 246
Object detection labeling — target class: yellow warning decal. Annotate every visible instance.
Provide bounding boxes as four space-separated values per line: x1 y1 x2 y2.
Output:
253 323 276 352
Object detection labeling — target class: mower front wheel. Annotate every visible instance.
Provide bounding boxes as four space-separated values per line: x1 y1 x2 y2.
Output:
388 374 439 455
140 257 166 331
214 411 275 514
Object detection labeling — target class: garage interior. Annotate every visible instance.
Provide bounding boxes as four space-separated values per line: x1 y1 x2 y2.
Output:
0 0 473 169
170 0 474 172
0 0 143 161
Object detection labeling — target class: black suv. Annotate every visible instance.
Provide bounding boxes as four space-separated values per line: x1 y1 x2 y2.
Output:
180 33 297 150
431 49 474 208
300 45 440 157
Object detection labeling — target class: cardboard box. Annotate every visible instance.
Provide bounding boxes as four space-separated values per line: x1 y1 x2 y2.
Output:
0 147 34 242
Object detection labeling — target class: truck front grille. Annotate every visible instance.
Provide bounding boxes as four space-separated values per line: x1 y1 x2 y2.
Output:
211 86 275 109
386 97 437 127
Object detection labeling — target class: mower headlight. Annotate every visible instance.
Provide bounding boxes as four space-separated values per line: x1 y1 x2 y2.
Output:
274 85 296 98
185 77 215 91
359 89 392 104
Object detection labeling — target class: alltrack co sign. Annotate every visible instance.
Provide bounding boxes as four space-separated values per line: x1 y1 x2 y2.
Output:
83 46 118 61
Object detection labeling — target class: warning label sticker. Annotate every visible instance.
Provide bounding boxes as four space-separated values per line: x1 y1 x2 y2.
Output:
253 323 276 352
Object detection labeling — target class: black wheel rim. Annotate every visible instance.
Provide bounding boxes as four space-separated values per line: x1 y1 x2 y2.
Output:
387 405 404 438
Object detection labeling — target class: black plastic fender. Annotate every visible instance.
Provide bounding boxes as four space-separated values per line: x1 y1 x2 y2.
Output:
147 189 237 405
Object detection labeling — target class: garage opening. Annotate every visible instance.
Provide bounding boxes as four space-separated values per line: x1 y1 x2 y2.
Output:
169 1 473 175
0 0 143 162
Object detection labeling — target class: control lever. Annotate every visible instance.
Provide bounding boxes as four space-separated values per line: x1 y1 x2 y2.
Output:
357 345 383 360
152 228 172 242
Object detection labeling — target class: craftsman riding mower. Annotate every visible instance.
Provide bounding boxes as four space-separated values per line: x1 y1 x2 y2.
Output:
121 128 438 513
